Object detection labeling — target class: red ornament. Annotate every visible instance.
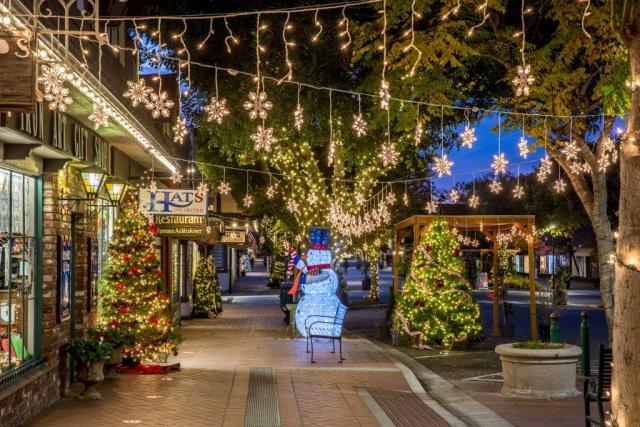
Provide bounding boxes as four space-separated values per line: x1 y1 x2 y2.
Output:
123 254 131 263
149 223 158 236
128 266 139 275
159 294 168 302
150 315 159 325
118 307 129 314
145 254 155 262
116 283 126 290
156 268 162 276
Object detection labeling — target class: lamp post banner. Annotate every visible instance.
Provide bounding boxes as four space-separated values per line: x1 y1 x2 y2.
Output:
139 189 208 216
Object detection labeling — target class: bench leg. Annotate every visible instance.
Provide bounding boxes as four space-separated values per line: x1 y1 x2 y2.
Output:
339 337 344 363
332 339 336 354
306 335 310 353
310 337 315 363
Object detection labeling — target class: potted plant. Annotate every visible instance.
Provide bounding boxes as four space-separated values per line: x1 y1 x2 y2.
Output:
496 247 514 337
91 326 136 379
536 285 553 342
552 269 570 305
69 334 113 399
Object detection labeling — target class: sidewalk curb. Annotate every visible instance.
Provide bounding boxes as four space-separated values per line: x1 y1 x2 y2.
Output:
371 340 514 427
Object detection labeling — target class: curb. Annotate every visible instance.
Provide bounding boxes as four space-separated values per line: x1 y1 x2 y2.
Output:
371 340 514 427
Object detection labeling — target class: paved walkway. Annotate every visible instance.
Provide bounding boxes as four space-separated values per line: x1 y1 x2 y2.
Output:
29 305 471 426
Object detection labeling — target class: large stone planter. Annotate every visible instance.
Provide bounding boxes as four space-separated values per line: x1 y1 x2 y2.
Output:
495 343 582 398
76 360 105 399
104 347 123 379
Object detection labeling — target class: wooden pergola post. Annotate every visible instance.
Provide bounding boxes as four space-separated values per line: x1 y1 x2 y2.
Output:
528 222 538 340
492 231 499 337
393 234 400 295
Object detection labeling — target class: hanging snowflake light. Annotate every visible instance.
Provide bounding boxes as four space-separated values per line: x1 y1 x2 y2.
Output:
250 125 277 151
171 170 183 184
206 225 212 234
38 64 66 94
218 181 231 195
460 124 477 149
378 141 399 168
597 137 618 172
355 193 366 205
402 192 409 206
425 200 438 214
489 179 502 194
44 88 73 112
204 97 230 124
512 64 534 97
537 155 552 182
379 80 390 109
146 91 174 119
286 198 299 213
469 194 480 209
385 191 396 205
266 185 276 200
414 121 424 146
243 193 254 208
293 105 304 131
563 140 580 162
352 114 367 137
243 91 273 120
518 136 529 159
172 117 188 144
149 180 158 193
307 192 318 205
196 182 209 197
433 154 453 177
553 178 566 193
88 102 109 130
449 188 460 203
513 184 524 198
491 153 509 174
123 80 153 107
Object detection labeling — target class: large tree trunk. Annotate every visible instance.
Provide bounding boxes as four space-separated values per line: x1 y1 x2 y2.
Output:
612 33 640 426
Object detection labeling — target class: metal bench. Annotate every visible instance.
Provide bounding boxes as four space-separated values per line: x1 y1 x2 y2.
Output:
584 344 612 426
305 304 347 363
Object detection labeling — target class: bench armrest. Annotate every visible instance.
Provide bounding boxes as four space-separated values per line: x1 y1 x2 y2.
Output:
304 315 337 330
307 320 341 336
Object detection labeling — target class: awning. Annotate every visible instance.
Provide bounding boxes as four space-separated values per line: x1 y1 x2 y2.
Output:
574 247 595 257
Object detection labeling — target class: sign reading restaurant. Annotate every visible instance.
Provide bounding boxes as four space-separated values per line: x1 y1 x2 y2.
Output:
139 188 208 216
153 215 207 238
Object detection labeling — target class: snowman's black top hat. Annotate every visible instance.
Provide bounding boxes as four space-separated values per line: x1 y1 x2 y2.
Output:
309 227 330 249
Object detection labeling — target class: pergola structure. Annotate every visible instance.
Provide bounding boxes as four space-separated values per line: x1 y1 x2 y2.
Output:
393 215 537 340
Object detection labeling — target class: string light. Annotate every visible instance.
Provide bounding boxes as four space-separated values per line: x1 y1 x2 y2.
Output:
433 107 453 177
414 104 423 146
579 0 592 39
467 2 490 38
172 117 188 144
512 0 534 96
402 0 422 77
491 114 509 174
244 90 273 120
328 90 336 165
537 118 552 182
338 7 352 50
518 115 529 158
171 169 183 184
266 175 276 200
293 84 304 130
469 175 480 208
278 12 294 83
198 18 215 49
243 170 254 207
460 110 477 149
403 182 409 206
147 91 175 119
379 0 390 110
553 166 566 193
218 168 231 195
224 17 239 53
378 107 398 168
311 9 323 43
441 0 461 21
449 187 460 203
513 165 524 198
352 94 367 137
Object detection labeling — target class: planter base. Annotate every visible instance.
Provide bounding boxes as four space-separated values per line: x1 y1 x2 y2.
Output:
78 384 102 400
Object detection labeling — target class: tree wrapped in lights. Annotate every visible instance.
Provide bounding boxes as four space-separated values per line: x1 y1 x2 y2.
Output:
193 258 223 318
99 201 179 363
393 219 482 348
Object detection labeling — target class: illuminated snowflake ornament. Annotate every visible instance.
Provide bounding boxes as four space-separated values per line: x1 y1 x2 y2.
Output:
403 192 409 206
172 117 188 144
204 97 230 124
518 136 529 159
293 105 304 131
250 126 276 151
352 114 367 137
88 102 109 130
146 91 174 119
491 153 509 174
513 184 524 198
460 124 477 149
355 193 366 205
425 200 438 214
307 193 318 205
196 182 209 197
44 87 73 112
149 180 158 193
171 170 183 184
243 91 273 120
379 141 399 168
266 185 276 200
379 80 390 109
38 64 66 94
563 140 580 162
449 188 460 203
537 155 552 182
489 179 502 194
553 178 566 193
512 64 534 97
598 137 618 172
433 154 453 177
243 193 254 208
468 194 480 209
286 198 299 213
123 80 153 107
218 181 231 195
414 122 424 146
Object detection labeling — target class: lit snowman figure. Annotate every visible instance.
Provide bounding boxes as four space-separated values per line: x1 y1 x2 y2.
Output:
291 227 341 337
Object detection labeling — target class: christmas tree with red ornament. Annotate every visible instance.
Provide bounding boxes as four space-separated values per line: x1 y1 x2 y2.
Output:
393 219 482 348
99 199 179 363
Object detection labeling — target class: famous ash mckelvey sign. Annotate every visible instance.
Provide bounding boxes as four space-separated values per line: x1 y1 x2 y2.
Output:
139 188 208 216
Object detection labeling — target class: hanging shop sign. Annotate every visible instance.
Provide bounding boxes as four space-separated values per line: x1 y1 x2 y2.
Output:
0 30 34 112
139 189 208 216
221 230 246 244
153 215 207 238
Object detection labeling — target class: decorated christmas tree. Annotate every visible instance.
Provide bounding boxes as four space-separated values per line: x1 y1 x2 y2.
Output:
193 257 223 318
393 219 482 348
99 200 179 363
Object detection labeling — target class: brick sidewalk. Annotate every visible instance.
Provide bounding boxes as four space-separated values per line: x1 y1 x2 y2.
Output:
27 304 458 427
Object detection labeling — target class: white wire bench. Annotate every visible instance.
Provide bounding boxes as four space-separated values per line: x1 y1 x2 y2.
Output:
305 304 347 363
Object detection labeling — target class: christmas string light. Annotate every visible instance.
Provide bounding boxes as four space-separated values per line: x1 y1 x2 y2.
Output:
491 113 509 174
441 0 461 20
467 1 490 38
198 18 215 49
402 0 422 78
403 181 409 206
205 67 230 124
338 7 352 50
538 118 552 182
243 170 254 207
512 0 534 96
328 90 335 165
460 108 477 148
513 165 524 198
250 120 277 151
218 168 231 195
224 17 239 53
579 0 592 39
352 94 367 137
518 114 529 158
553 165 566 193
293 84 304 130
379 0 390 110
414 104 423 146
433 106 453 177
378 106 398 167
469 174 480 208
425 181 438 214
278 12 294 83
266 174 276 199
311 9 323 43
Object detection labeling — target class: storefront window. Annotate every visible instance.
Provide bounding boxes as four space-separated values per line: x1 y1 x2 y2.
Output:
0 169 36 374
97 201 115 278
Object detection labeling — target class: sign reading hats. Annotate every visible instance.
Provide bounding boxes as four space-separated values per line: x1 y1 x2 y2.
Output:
139 188 208 216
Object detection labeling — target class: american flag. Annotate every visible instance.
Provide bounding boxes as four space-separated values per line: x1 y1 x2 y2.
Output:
246 231 259 254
